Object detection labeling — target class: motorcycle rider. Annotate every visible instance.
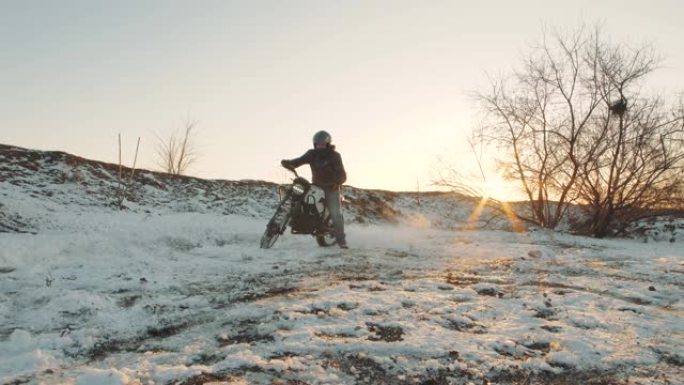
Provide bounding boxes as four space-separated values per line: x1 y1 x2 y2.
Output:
281 131 348 249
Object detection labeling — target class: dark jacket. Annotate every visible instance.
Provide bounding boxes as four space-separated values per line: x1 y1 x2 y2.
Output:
283 145 347 188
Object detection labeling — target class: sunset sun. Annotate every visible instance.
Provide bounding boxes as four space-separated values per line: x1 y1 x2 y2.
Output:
481 174 517 202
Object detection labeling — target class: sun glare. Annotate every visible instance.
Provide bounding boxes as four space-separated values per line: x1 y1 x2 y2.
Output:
465 173 526 233
481 174 517 202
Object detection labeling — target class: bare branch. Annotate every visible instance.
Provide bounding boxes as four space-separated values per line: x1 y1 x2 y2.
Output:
156 119 199 176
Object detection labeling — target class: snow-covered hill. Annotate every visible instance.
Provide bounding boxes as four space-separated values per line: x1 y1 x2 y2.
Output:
1 144 683 385
0 144 503 235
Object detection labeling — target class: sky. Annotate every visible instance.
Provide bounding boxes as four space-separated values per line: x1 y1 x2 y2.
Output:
1 0 683 199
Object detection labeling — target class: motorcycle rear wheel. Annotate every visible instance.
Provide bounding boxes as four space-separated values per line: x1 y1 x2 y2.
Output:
315 216 337 247
315 233 337 247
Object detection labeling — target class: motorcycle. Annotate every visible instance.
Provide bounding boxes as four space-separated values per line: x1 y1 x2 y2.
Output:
260 167 337 249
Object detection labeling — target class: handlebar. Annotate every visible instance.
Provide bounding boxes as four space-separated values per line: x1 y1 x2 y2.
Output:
283 165 298 178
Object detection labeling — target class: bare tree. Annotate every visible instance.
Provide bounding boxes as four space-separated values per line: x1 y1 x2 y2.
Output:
578 93 684 236
156 120 198 175
474 24 684 236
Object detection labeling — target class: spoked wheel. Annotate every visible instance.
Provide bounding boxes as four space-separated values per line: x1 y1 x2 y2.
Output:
315 215 337 247
261 221 284 249
260 195 291 249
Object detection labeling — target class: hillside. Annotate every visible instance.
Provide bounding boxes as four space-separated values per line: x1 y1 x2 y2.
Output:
3 144 682 242
0 144 508 235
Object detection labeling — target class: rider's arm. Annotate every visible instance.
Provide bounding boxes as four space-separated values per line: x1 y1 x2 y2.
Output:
281 150 312 169
332 152 347 185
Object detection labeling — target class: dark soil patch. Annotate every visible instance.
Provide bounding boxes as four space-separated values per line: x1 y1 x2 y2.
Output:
239 285 299 302
617 307 641 314
337 302 358 311
188 352 224 366
475 286 504 298
488 367 632 385
366 322 404 342
652 347 684 367
146 322 190 339
548 360 576 370
176 372 238 385
216 320 275 347
533 307 558 320
445 272 481 286
523 341 551 353
117 295 141 308
416 369 454 385
401 300 417 308
348 282 384 290
443 319 487 334
293 305 330 316
4 376 31 385
271 381 312 385
339 274 380 281
324 353 398 385
216 332 274 346
316 331 358 340
87 321 192 361
268 351 302 360
540 324 562 333
88 338 137 361
322 354 469 385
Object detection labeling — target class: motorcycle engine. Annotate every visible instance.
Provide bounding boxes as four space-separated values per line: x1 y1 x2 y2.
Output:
303 185 326 215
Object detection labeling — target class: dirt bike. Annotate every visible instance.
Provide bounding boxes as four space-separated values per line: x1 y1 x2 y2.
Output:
260 167 337 249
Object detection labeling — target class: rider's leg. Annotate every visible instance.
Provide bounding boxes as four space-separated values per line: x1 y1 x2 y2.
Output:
324 188 346 246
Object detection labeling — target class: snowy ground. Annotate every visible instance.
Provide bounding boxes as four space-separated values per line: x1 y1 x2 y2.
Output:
1 144 682 384
1 208 683 385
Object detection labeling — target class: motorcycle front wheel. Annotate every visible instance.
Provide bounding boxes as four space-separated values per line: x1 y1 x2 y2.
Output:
260 195 292 249
261 219 287 249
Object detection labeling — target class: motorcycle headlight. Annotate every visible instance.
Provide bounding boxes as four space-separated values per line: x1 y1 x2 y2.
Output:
292 183 306 195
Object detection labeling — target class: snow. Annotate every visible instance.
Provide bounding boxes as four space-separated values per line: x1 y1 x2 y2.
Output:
2 209 682 384
75 369 133 385
1 145 683 384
